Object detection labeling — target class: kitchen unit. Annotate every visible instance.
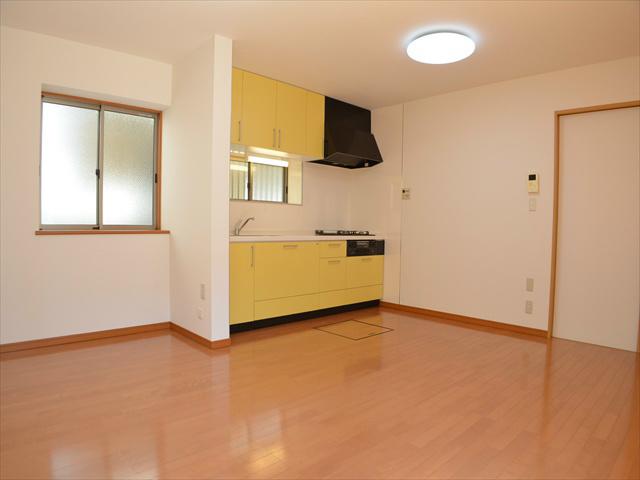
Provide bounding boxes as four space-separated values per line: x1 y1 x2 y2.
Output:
230 238 384 330
231 68 325 158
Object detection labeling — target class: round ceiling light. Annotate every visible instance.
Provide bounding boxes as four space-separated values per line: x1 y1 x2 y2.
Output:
406 32 476 64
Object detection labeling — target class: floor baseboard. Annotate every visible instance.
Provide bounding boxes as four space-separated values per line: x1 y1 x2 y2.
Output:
0 322 171 354
1 322 232 354
169 323 231 349
379 301 547 338
1 302 545 354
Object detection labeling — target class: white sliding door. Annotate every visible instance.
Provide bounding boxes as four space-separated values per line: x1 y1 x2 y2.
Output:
554 106 639 351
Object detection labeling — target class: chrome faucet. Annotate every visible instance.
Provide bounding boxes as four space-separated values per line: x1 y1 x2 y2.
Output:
233 217 255 236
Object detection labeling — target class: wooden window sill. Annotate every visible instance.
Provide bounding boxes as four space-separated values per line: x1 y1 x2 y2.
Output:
35 230 170 236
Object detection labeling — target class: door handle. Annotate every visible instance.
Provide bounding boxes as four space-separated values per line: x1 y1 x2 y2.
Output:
328 259 341 264
361 257 373 262
238 120 242 142
283 244 298 249
250 245 254 267
278 129 282 148
328 243 341 247
273 128 276 147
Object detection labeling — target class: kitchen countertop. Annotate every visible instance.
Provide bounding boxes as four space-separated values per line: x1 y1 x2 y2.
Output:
230 234 383 243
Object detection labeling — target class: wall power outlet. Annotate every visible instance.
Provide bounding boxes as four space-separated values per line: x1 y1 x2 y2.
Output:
525 300 533 314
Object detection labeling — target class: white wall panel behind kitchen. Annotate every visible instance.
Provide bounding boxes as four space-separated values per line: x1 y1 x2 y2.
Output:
229 161 351 234
351 104 403 303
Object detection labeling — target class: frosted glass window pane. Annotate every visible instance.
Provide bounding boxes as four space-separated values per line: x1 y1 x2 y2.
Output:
251 163 284 202
103 111 155 225
230 160 248 200
41 102 98 225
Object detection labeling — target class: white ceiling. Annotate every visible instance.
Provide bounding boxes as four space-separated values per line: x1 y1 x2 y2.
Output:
1 0 638 108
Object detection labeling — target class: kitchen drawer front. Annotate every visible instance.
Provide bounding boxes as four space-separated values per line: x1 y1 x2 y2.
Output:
254 293 319 320
344 285 383 304
346 256 384 288
319 241 346 258
319 258 347 292
317 290 349 310
254 242 319 300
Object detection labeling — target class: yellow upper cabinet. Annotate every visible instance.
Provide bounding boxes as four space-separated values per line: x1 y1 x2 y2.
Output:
231 68 324 157
241 71 278 150
306 92 325 158
276 82 307 154
231 68 243 143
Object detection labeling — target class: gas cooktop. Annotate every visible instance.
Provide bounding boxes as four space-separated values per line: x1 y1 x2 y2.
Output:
315 230 373 236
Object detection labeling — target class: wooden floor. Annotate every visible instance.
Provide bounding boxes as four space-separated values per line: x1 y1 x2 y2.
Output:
1 307 638 479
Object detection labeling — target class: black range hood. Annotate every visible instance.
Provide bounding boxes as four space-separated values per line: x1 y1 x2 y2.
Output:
310 97 383 169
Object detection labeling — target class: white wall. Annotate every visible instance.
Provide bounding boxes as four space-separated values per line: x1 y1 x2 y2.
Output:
162 36 232 341
209 36 233 342
0 27 172 344
368 56 640 331
356 105 404 303
229 161 352 234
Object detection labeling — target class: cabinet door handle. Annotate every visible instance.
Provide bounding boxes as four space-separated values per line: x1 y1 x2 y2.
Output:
278 129 282 148
238 120 242 142
283 244 298 249
361 257 373 262
250 245 254 267
328 243 341 247
273 128 276 147
328 259 341 264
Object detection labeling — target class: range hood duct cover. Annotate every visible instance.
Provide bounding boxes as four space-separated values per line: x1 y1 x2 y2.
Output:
311 97 383 169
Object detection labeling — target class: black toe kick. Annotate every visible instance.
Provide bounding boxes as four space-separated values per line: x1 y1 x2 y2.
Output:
230 300 380 333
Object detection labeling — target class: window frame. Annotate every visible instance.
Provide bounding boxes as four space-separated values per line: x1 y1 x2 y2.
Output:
39 92 162 231
248 161 289 203
230 156 289 204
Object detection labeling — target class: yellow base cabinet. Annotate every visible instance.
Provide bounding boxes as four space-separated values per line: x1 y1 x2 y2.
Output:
346 256 384 288
230 243 255 325
344 285 384 305
319 258 347 292
229 240 384 326
255 293 319 320
316 289 349 310
319 240 346 258
254 242 319 300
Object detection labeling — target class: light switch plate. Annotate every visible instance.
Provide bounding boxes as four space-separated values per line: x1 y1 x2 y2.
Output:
526 278 534 292
528 172 539 193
